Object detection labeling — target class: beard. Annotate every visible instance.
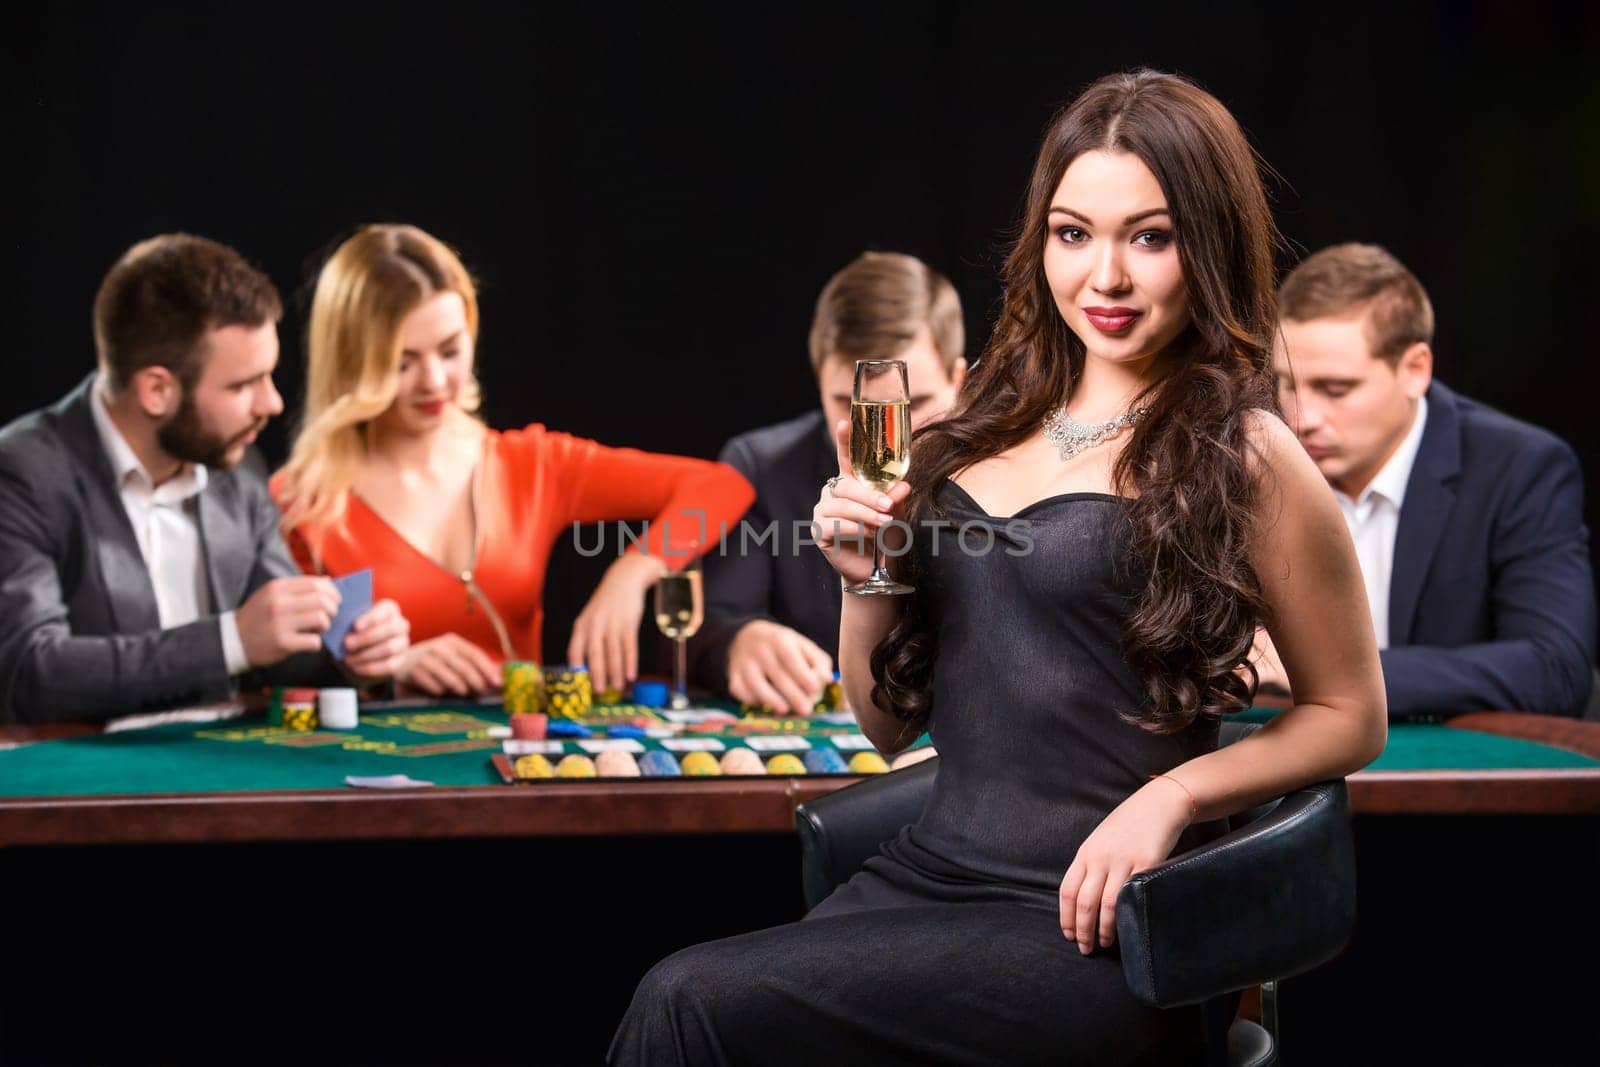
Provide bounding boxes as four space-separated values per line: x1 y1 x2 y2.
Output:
157 394 265 471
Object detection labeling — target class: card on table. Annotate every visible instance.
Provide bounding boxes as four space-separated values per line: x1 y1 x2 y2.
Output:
323 568 374 658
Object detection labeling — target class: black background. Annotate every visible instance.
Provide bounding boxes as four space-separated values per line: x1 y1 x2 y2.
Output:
4 5 1600 1063
8 1 1600 653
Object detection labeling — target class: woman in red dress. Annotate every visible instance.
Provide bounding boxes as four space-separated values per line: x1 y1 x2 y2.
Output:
274 225 752 697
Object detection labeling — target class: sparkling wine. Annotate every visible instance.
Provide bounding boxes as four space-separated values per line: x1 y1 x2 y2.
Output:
654 569 704 640
850 399 911 491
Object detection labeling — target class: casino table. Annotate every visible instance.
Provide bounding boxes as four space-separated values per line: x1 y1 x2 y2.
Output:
2 700 1595 1066
1 699 1596 846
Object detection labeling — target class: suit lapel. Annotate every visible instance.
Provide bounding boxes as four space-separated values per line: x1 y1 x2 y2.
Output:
814 411 838 486
197 484 254 613
54 377 163 634
1388 382 1463 645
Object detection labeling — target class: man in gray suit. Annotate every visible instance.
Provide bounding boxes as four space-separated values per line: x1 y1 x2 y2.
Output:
0 234 410 723
688 252 966 713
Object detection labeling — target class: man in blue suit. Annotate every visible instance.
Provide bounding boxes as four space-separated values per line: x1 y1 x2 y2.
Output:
1265 243 1594 718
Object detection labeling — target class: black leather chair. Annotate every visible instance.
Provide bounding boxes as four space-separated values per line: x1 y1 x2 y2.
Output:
795 723 1356 1067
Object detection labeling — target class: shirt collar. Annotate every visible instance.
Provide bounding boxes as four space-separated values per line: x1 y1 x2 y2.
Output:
90 374 208 500
1360 394 1428 509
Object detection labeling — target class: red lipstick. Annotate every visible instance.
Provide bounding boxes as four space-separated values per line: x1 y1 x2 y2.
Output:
414 399 446 416
1082 306 1142 334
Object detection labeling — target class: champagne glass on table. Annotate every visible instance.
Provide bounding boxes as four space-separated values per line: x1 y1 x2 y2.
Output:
845 359 913 596
654 557 704 710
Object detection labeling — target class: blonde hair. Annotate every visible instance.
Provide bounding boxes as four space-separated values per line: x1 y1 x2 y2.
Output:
276 225 481 534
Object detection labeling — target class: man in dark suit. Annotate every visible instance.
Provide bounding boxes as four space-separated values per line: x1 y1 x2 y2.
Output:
688 252 966 712
0 234 410 723
1265 242 1594 717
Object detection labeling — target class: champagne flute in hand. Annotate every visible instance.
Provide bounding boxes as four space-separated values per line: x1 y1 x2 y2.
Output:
846 359 913 596
654 558 704 709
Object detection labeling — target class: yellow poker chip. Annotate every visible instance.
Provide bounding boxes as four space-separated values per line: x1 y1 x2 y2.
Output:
282 705 318 730
514 753 555 779
679 751 723 776
555 754 598 778
848 751 890 775
765 753 807 776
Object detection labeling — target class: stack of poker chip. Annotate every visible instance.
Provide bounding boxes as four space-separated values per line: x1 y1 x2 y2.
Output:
502 660 545 715
318 687 359 730
279 688 319 730
822 672 844 710
543 665 593 719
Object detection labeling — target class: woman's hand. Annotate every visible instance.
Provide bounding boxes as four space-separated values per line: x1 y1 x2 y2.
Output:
812 419 912 586
567 552 668 694
1059 776 1195 956
396 632 501 696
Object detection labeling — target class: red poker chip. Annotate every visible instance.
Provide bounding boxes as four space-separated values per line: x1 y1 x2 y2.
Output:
511 713 549 740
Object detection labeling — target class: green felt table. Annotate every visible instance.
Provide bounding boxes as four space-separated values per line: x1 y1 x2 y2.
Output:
1 701 1596 845
0 701 902 797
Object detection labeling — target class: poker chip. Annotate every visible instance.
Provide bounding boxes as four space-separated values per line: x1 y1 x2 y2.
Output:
280 688 319 731
282 706 318 730
719 748 765 775
802 748 848 774
514 753 555 779
764 753 807 776
555 754 598 778
510 713 548 740
632 681 669 708
318 688 358 730
594 749 641 777
848 751 890 774
544 666 593 719
890 746 938 770
638 750 682 777
503 660 544 715
679 751 723 776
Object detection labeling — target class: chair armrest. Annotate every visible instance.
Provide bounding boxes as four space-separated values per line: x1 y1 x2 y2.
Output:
1116 779 1356 1008
795 757 939 909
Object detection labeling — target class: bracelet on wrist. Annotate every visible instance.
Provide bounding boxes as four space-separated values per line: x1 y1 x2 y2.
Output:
1149 772 1199 822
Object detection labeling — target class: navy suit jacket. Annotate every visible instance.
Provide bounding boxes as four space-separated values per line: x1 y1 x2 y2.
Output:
687 410 840 695
1382 381 1595 717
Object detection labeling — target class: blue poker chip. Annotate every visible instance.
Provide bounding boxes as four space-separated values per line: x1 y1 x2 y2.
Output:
632 681 669 708
546 720 593 738
803 748 849 775
638 750 682 777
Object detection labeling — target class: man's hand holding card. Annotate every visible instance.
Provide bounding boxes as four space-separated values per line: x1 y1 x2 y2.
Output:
326 570 411 682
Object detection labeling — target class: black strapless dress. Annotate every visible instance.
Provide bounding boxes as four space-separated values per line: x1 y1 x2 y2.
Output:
610 483 1224 1065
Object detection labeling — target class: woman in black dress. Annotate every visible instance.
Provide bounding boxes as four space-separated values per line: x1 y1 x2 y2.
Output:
611 70 1386 1066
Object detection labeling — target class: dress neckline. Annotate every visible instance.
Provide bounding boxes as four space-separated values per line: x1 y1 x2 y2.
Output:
941 479 1128 521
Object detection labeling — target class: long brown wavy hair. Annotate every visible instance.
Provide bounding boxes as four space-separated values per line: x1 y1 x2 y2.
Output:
872 70 1282 733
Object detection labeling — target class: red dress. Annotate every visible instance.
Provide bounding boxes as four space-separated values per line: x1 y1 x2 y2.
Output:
277 425 753 662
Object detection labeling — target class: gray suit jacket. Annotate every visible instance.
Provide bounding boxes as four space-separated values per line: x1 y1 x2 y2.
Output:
0 375 335 723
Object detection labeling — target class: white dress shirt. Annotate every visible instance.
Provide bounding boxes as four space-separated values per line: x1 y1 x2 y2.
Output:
90 377 251 675
1333 395 1428 650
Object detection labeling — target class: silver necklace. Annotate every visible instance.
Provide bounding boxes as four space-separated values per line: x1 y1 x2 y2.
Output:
1041 404 1147 461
